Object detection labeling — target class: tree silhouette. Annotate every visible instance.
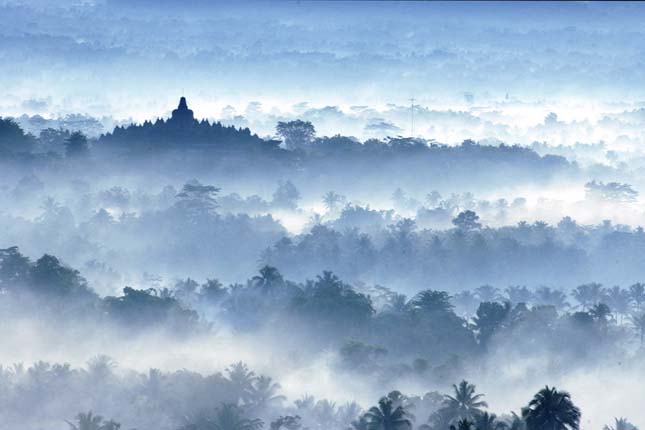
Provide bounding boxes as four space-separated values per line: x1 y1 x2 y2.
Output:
631 313 645 347
209 403 263 430
473 302 510 347
629 283 645 312
449 418 474 430
252 266 284 291
365 397 413 430
66 411 120 430
65 131 89 157
276 120 315 150
474 412 505 430
226 362 257 405
522 386 580 430
572 283 604 310
603 417 637 430
409 290 453 315
248 375 286 410
442 380 488 421
323 191 345 212
452 211 481 232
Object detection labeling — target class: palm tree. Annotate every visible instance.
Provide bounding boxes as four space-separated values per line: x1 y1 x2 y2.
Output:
270 416 302 430
631 313 645 347
475 412 506 430
449 418 474 430
590 302 611 319
603 417 637 430
66 412 107 430
384 293 409 314
209 403 263 430
474 285 501 303
409 290 453 315
442 380 488 421
294 395 315 412
629 283 645 312
504 286 534 306
534 287 569 311
226 362 257 405
101 420 121 430
351 415 371 430
365 397 413 430
604 286 632 323
572 283 604 310
522 386 580 430
506 412 525 430
248 375 286 410
314 399 339 428
386 391 416 421
252 266 283 291
323 191 345 212
338 402 363 426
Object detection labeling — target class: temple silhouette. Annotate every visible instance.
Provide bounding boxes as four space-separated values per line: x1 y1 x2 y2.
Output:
99 97 279 153
170 97 194 126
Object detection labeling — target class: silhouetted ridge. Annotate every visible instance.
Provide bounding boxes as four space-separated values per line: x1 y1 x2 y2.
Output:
99 97 280 153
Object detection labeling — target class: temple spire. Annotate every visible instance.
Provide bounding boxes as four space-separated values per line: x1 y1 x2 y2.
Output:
171 96 195 125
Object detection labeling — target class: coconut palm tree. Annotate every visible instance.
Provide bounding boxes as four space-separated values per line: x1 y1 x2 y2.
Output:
474 285 502 303
252 266 284 291
603 417 637 430
351 415 371 430
521 386 580 430
475 412 506 430
590 303 612 335
209 403 263 430
226 362 257 405
383 293 409 315
629 283 645 312
604 286 632 323
504 286 534 306
409 290 453 315
294 395 316 412
506 412 525 430
631 313 645 347
572 283 604 310
248 375 286 410
66 412 110 430
314 399 339 429
365 397 413 430
323 191 345 212
442 380 488 421
449 418 474 430
101 420 121 430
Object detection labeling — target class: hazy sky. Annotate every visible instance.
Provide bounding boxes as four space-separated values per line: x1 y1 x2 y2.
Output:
2 1 645 143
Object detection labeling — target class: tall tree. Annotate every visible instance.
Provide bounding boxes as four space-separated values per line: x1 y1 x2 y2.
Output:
65 131 89 157
473 302 511 347
276 120 316 150
209 404 263 430
629 283 645 312
572 283 604 310
603 417 638 430
365 397 413 430
452 211 481 232
522 386 580 430
631 313 645 347
252 266 284 291
442 380 488 421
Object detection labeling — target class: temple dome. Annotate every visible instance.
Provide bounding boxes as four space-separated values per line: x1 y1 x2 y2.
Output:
171 97 195 125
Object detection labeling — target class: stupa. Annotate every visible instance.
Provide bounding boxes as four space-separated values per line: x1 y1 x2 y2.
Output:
170 97 195 126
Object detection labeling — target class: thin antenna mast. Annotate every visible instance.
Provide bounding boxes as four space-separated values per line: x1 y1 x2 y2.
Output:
409 97 416 137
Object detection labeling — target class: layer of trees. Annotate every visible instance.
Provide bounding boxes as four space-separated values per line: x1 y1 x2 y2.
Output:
0 356 630 430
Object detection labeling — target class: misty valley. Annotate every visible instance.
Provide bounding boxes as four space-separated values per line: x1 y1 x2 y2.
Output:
2 2 645 430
